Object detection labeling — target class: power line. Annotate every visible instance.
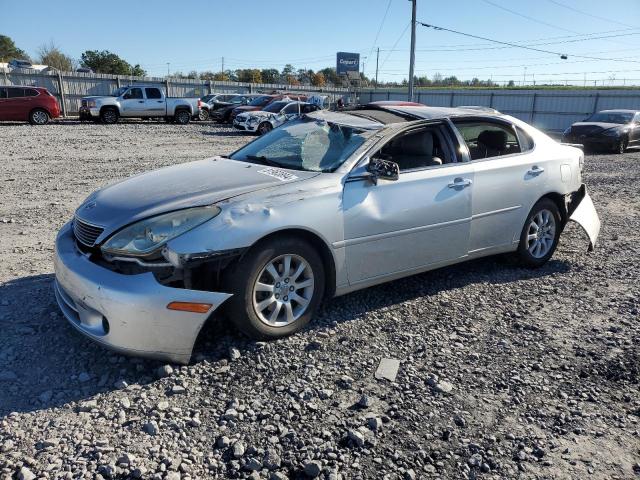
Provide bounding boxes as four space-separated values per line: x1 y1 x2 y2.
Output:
544 0 637 29
366 0 393 71
379 22 411 70
419 21 640 64
480 0 578 34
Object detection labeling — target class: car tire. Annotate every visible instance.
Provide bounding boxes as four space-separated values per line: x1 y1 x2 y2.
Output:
28 108 50 125
198 109 209 121
514 198 562 268
100 108 119 124
258 122 273 135
615 137 628 154
174 109 191 125
223 237 325 340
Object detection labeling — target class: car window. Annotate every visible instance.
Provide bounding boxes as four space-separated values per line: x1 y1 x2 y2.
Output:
373 126 453 171
145 88 162 99
282 103 301 114
634 112 640 123
302 104 318 114
516 126 534 152
124 88 143 100
7 88 24 98
24 89 39 97
453 121 521 160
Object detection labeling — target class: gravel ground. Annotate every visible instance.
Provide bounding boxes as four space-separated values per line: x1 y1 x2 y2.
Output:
0 120 639 480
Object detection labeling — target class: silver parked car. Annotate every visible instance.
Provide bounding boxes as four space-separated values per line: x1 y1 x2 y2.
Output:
54 106 600 363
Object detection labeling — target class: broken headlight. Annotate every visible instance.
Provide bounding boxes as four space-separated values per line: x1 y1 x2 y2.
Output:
101 206 220 256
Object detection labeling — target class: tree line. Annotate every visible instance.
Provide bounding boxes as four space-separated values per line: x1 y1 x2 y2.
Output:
1 34 499 88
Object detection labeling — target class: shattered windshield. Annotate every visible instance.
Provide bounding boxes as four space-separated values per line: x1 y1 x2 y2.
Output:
230 117 374 172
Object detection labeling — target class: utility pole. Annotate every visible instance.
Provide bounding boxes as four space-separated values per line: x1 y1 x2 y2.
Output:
166 63 170 78
221 56 225 76
375 47 380 89
408 0 417 101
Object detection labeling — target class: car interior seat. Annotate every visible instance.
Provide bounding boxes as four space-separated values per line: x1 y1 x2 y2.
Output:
389 131 443 170
476 129 508 158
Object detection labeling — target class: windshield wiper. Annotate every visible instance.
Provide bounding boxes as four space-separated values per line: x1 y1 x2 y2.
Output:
245 155 284 168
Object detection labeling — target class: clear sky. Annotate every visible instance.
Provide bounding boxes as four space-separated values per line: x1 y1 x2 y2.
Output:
2 0 640 86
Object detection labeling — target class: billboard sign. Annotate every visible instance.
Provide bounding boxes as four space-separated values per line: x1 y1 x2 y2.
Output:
336 52 360 75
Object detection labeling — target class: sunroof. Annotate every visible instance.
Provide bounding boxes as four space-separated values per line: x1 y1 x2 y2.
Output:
346 109 413 125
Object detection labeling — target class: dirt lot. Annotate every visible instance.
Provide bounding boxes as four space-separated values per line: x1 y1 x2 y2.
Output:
0 120 639 480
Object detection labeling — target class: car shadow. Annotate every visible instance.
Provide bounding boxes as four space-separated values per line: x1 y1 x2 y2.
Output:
0 256 570 417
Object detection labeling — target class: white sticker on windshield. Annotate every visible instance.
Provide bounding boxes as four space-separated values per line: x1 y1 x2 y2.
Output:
257 167 298 182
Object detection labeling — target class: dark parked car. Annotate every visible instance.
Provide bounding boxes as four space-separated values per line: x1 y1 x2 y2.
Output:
563 109 640 153
212 94 262 123
229 93 308 123
0 86 61 124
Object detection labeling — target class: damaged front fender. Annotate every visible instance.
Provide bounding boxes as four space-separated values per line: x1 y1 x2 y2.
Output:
568 185 601 251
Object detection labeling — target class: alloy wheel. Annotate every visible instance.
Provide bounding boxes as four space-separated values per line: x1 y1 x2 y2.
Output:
526 209 556 258
252 254 315 327
32 110 49 125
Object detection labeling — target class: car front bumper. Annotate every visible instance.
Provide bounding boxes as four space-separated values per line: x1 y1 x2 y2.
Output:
79 106 100 119
562 134 620 148
233 119 258 132
53 222 232 364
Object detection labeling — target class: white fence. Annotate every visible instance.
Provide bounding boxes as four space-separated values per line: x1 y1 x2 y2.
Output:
360 88 640 132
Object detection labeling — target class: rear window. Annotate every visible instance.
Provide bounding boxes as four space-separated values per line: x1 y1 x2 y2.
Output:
145 88 162 99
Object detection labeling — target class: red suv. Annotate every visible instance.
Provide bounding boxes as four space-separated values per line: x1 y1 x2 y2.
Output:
0 86 61 125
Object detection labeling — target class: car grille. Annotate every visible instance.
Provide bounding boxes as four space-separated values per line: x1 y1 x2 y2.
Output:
571 125 604 136
73 217 105 247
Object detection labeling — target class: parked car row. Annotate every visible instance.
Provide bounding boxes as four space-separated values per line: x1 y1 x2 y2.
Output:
234 100 321 134
562 109 640 153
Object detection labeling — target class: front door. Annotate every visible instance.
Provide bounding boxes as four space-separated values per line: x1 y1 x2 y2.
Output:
342 123 473 284
119 87 146 117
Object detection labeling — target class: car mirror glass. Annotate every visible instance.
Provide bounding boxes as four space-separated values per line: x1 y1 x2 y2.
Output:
367 157 400 184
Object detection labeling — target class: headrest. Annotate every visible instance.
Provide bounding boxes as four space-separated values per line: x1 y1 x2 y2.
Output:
477 130 507 151
399 131 434 156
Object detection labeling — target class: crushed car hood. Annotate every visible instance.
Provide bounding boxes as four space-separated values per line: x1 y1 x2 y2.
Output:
75 158 318 237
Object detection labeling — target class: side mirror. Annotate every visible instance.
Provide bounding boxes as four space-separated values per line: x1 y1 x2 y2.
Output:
366 157 399 184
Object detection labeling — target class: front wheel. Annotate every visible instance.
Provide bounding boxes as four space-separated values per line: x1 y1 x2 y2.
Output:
100 108 119 124
174 109 191 125
223 237 325 339
615 137 628 154
257 122 273 135
29 108 50 125
514 198 562 268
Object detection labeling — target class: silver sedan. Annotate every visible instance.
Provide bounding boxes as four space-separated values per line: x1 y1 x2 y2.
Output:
54 105 600 363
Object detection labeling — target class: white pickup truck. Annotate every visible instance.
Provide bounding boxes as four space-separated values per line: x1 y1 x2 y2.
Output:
79 85 201 124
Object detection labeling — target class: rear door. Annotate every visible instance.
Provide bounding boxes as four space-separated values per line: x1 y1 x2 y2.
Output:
0 87 8 120
119 87 145 117
342 122 473 284
452 119 544 253
4 87 28 120
144 87 166 116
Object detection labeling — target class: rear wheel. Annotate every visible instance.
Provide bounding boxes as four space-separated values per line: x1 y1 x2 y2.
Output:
29 108 50 125
174 109 191 125
100 108 119 124
258 122 273 135
223 237 325 339
514 198 561 268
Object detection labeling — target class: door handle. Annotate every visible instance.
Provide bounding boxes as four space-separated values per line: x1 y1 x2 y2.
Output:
448 177 473 189
527 165 545 176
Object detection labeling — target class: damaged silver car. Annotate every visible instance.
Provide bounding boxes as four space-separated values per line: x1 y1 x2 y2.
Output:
54 105 601 363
